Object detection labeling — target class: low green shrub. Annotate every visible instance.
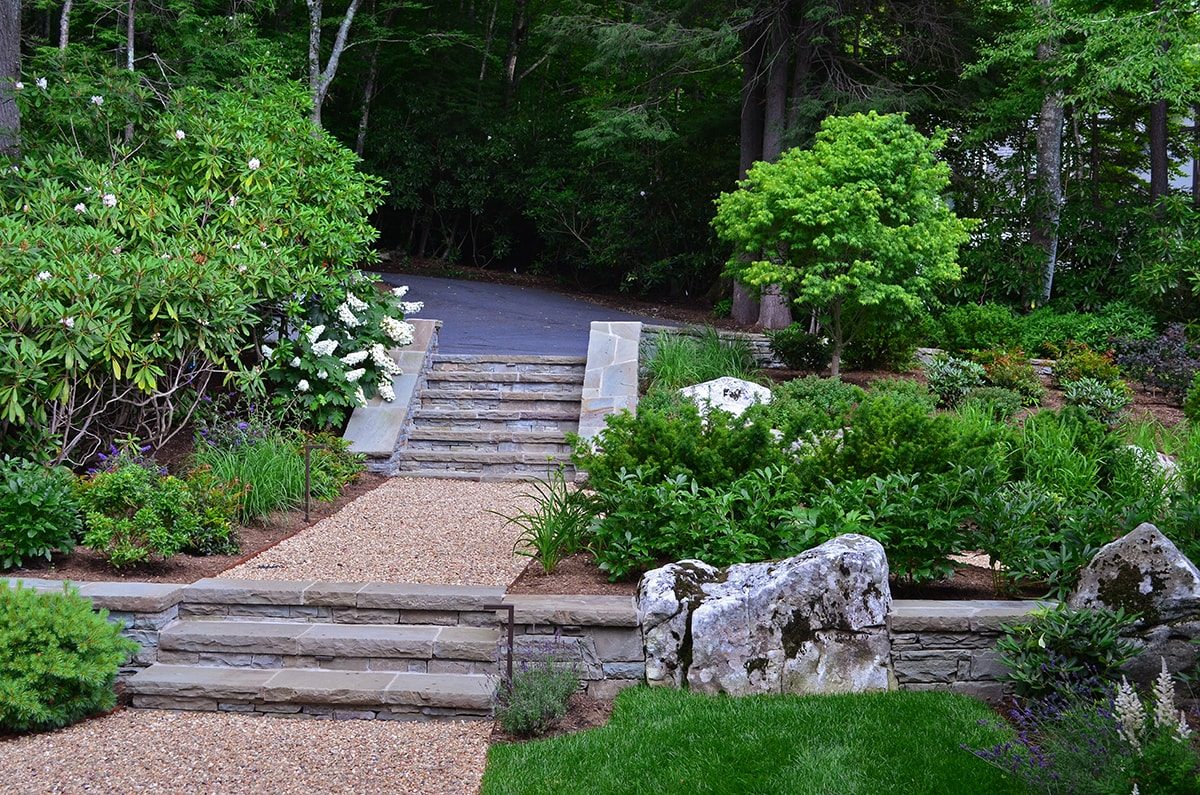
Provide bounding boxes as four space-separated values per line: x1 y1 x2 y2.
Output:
1062 377 1133 426
744 376 864 442
495 658 580 738
303 432 365 503
1182 372 1200 423
961 387 1024 422
1019 302 1156 357
0 457 80 569
499 469 595 574
78 463 240 567
1052 341 1123 387
842 314 927 371
996 605 1140 699
971 348 1044 406
936 302 1021 353
924 355 986 407
768 325 832 372
643 329 760 391
192 433 305 523
866 377 939 411
0 583 139 733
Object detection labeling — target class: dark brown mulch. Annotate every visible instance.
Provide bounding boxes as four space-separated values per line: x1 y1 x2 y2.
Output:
491 692 615 744
5 473 387 584
891 564 1046 601
508 553 637 596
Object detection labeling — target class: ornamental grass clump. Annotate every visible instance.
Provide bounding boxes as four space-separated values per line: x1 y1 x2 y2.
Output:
0 583 138 733
192 432 305 523
643 328 760 392
498 468 595 574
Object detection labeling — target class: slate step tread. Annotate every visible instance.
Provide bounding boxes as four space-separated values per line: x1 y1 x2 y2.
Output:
406 429 572 444
433 354 586 365
413 407 581 422
127 664 497 710
159 620 499 661
397 470 567 482
425 371 585 385
401 450 572 465
418 389 583 402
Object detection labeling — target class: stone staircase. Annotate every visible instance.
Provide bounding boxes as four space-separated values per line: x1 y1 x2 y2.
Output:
124 580 503 720
396 354 585 480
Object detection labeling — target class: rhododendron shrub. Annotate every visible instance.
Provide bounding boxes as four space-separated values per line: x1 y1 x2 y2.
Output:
0 60 385 463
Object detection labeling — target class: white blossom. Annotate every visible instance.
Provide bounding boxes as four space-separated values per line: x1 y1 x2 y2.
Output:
371 344 403 376
232 242 241 251
391 285 409 298
317 369 328 380
13 82 22 91
345 293 368 312
398 301 424 315
90 95 104 106
344 368 366 383
21 204 29 213
112 246 122 255
247 157 261 170
35 77 47 90
336 303 362 327
381 316 415 346
36 271 51 282
378 379 396 402
229 195 239 207
260 345 274 359
61 316 75 329
311 339 339 357
237 265 247 274
341 350 369 366
73 203 86 214
174 129 186 141
290 357 301 368
354 386 367 407
102 193 117 208
1114 677 1146 752
306 325 326 344
296 379 310 393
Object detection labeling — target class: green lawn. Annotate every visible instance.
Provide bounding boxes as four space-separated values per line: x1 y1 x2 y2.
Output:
482 687 1026 795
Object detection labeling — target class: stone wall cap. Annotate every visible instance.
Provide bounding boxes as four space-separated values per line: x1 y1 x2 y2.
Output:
184 578 315 605
1 578 183 612
503 594 638 627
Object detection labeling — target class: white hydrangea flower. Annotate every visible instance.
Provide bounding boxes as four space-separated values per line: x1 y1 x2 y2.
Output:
378 379 396 402
73 203 86 214
36 271 51 282
306 325 326 344
345 368 366 383
336 303 362 327
35 77 47 90
317 369 328 380
290 357 301 368
247 157 261 170
296 379 310 393
311 339 339 357
398 301 424 315
174 129 186 141
341 350 369 366
391 285 409 298
90 95 104 106
102 193 116 208
370 344 403 376
345 293 368 312
354 386 367 406
260 345 274 359
380 316 415 346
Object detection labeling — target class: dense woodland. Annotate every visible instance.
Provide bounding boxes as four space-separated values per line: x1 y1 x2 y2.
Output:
1 1 1198 328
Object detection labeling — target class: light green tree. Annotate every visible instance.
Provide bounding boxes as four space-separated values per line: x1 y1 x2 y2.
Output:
713 111 973 376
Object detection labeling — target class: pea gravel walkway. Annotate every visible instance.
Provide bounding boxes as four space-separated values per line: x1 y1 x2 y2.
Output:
223 477 536 584
0 710 489 794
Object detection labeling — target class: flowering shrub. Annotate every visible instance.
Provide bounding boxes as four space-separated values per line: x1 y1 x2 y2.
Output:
0 62 384 463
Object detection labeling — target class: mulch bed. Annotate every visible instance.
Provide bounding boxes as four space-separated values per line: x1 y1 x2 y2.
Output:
508 554 637 596
491 692 615 744
891 564 1046 601
5 473 387 584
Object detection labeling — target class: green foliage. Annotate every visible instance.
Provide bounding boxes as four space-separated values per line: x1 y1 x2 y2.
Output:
642 329 760 392
936 303 1021 353
499 469 595 575
1186 374 1200 425
962 387 1025 422
1021 304 1155 359
0 583 138 733
571 401 784 494
0 456 80 569
1053 342 1123 387
971 348 1045 406
768 325 832 372
744 376 864 443
866 377 939 411
494 658 580 738
191 433 305 523
714 112 972 374
842 312 928 372
77 463 240 567
996 605 1140 699
483 688 1025 795
924 354 986 408
1062 378 1133 426
305 432 365 503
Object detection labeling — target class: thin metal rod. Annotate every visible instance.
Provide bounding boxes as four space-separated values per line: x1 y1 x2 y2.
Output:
484 602 515 686
303 444 313 523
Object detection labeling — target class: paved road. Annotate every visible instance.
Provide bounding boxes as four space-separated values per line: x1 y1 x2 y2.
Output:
373 272 675 355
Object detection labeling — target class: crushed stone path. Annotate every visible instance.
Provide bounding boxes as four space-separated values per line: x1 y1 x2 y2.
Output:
223 477 535 584
0 709 489 795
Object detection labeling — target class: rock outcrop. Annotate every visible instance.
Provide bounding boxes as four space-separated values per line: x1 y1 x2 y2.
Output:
637 534 893 696
678 377 771 418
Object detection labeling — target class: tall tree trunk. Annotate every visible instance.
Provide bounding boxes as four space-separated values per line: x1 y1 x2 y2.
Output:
354 41 380 156
124 0 134 71
58 0 71 50
478 0 498 83
756 13 793 330
1150 99 1170 202
1192 105 1199 209
501 0 528 108
732 22 765 326
306 0 363 128
0 0 20 161
1032 0 1064 305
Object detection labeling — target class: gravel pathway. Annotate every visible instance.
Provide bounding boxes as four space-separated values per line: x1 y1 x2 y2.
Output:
223 477 535 584
0 710 490 794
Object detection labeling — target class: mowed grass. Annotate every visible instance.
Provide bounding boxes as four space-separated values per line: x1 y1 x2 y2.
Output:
482 687 1025 795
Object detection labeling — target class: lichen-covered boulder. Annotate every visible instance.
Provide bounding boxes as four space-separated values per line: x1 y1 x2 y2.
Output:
637 535 893 696
678 377 771 418
1069 523 1200 625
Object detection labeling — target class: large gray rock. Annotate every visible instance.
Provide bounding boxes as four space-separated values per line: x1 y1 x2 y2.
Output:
678 377 771 418
638 535 892 696
1069 523 1200 684
1069 523 1200 625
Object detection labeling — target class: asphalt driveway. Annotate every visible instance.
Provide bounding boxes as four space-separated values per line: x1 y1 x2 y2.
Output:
373 272 675 355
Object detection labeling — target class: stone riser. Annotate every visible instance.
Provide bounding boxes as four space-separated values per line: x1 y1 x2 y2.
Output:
396 461 573 476
156 649 498 675
423 379 583 393
419 398 581 413
404 441 572 455
179 604 499 626
411 418 580 433
430 362 585 376
129 695 491 721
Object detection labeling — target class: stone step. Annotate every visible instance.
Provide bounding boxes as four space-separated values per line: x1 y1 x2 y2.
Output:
157 620 498 673
397 469 566 482
126 664 496 719
413 406 580 422
425 370 585 385
419 388 583 403
406 429 572 445
400 450 572 466
431 354 586 375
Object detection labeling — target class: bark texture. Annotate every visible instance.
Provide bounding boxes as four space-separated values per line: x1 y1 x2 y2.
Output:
0 0 20 161
306 0 363 128
1032 0 1064 304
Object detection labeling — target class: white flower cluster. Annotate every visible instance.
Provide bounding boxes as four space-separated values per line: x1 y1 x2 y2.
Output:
354 386 367 406
380 316 415 346
398 301 424 315
296 379 310 393
102 193 117 208
341 350 369 366
377 379 396 402
370 343 402 376
306 325 326 344
312 339 338 357
1114 677 1146 751
1151 658 1192 740
345 368 365 383
345 293 368 312
336 302 362 327
391 285 409 298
